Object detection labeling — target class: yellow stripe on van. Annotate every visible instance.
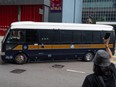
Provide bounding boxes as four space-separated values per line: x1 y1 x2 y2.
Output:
52 44 113 49
13 45 23 50
39 45 52 49
75 44 113 49
28 45 39 50
13 44 113 50
28 45 52 50
52 45 70 49
28 44 113 50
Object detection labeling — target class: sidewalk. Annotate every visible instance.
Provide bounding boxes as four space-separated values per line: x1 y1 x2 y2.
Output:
111 57 116 64
112 50 116 64
0 36 3 50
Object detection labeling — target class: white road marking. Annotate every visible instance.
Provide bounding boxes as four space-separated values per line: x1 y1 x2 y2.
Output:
66 69 86 74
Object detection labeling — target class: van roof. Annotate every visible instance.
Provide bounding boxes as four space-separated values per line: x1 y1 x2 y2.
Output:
96 22 116 25
11 21 114 31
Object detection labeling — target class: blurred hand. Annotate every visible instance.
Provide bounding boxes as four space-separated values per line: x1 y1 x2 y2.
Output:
103 37 110 47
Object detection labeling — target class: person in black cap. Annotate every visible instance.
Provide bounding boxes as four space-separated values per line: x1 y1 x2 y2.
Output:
82 38 116 87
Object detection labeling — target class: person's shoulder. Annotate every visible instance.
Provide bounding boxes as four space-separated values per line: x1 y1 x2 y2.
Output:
110 63 116 74
85 73 96 79
84 73 98 83
110 63 115 68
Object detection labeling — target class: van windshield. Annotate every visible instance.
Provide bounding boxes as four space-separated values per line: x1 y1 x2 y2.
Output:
7 29 25 43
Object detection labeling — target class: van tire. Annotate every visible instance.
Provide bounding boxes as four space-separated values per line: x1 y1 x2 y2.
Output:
14 53 27 64
84 52 94 62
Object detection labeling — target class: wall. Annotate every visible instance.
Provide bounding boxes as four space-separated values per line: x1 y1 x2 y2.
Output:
0 5 45 36
0 5 18 35
48 0 62 22
0 0 50 36
20 5 43 22
49 13 62 22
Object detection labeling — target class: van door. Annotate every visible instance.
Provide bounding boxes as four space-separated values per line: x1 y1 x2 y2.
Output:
38 29 53 60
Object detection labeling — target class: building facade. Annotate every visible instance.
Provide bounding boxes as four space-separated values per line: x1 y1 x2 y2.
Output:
49 0 83 23
0 0 50 35
0 0 83 36
82 0 116 23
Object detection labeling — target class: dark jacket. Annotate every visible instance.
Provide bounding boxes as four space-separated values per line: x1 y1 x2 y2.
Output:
82 63 116 87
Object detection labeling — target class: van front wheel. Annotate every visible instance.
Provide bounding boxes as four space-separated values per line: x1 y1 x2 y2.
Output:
14 53 27 64
84 52 94 62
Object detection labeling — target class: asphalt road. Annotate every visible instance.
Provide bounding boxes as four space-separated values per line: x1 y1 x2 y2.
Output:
0 60 93 87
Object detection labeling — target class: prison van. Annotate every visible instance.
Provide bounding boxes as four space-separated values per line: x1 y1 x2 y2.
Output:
1 21 115 64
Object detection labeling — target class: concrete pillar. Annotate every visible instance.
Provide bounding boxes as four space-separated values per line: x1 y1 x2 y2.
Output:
62 0 82 23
